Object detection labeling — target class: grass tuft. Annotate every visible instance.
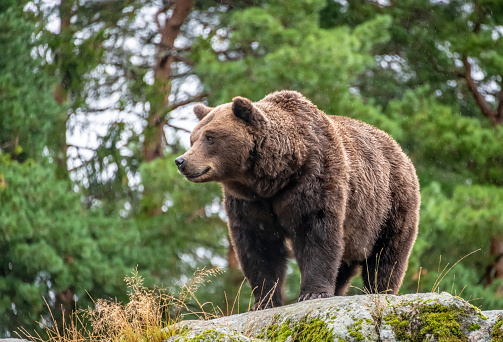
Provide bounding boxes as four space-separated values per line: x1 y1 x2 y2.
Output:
18 267 223 342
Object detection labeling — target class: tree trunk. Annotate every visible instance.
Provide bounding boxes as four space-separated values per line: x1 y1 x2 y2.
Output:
142 0 194 162
484 236 503 292
52 0 72 180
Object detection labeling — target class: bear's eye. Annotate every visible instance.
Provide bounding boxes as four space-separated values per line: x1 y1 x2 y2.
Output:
205 135 214 143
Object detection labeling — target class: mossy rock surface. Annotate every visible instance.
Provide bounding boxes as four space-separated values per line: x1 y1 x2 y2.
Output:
380 293 500 342
491 315 503 342
167 325 261 341
164 293 502 341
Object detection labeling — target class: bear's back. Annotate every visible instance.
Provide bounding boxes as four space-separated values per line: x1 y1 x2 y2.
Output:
328 115 410 169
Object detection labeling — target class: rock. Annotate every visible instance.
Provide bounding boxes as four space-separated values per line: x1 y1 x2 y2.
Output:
380 292 493 342
166 325 260 341
167 292 503 341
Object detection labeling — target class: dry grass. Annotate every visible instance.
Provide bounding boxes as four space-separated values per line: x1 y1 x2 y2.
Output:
352 249 484 335
430 249 480 294
18 267 223 342
349 249 394 336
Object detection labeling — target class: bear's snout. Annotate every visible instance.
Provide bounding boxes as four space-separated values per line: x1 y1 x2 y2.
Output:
175 154 212 182
175 156 186 170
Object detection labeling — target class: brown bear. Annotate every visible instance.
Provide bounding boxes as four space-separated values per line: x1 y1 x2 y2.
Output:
175 90 420 309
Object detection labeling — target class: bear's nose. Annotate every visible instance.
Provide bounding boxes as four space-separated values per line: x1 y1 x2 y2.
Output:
175 157 185 169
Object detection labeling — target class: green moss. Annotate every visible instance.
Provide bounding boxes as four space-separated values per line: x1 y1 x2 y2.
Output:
492 316 503 342
354 318 364 326
264 321 293 341
260 317 333 342
385 303 474 342
468 323 481 331
171 326 191 342
385 312 412 341
347 318 365 342
347 330 364 342
176 327 254 342
461 301 489 321
418 303 468 341
189 329 221 341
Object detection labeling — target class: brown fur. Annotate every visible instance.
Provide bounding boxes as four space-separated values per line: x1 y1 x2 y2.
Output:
176 90 420 309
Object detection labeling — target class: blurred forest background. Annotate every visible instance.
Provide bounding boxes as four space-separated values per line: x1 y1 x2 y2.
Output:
1 0 503 336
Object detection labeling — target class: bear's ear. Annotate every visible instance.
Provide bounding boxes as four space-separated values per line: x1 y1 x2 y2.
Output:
193 104 213 121
232 96 264 125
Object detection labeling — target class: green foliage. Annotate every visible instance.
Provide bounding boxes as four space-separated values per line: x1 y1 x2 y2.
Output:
402 182 503 309
193 0 392 126
0 156 138 335
81 122 142 215
0 0 61 161
386 89 503 187
0 0 229 334
319 0 503 116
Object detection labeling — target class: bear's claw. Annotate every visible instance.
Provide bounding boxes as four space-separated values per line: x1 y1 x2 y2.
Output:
297 292 332 302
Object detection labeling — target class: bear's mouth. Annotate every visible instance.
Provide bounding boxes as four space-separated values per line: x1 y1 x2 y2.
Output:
186 166 211 180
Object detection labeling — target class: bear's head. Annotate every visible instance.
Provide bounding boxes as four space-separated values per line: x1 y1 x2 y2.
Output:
175 96 268 186
176 91 315 198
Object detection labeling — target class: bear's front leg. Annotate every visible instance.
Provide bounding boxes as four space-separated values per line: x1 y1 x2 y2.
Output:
225 196 289 310
234 228 289 310
293 209 344 302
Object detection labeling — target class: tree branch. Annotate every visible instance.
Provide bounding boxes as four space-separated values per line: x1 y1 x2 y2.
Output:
0 137 18 150
169 93 208 112
67 144 97 151
172 53 194 66
461 56 499 126
84 106 119 113
157 45 194 66
169 71 194 79
165 123 191 133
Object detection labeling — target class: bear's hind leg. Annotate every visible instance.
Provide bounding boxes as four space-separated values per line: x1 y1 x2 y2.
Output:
334 262 361 296
361 201 419 295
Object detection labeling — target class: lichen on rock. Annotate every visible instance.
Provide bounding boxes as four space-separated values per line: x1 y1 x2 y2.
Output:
164 293 502 342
